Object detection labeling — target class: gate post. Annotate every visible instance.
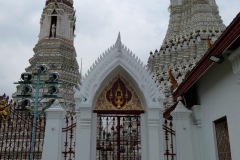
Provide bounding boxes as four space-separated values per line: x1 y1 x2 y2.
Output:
42 100 66 160
147 107 165 160
75 106 92 160
171 101 194 160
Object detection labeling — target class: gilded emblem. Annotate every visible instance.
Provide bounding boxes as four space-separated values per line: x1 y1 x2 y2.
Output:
106 79 132 109
95 76 143 111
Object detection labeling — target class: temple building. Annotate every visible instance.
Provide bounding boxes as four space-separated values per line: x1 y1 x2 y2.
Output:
0 0 240 160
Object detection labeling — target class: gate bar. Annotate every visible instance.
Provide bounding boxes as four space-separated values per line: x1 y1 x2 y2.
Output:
117 116 120 160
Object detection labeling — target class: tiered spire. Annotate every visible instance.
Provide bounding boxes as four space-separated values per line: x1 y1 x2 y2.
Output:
164 0 225 44
22 0 80 109
147 0 226 110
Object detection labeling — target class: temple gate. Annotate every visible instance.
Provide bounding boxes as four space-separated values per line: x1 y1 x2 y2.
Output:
94 76 144 160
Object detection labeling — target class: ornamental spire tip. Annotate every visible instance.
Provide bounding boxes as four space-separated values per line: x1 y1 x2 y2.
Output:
116 32 121 43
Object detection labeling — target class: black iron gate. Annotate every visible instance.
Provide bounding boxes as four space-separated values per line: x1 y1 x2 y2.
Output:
96 115 141 160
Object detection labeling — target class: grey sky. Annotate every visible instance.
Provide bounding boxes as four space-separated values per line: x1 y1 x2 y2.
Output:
0 0 239 96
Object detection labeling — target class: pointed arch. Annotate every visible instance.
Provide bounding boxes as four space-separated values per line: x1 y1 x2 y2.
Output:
74 34 164 110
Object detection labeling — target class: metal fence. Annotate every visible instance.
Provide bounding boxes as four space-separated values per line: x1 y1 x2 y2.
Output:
162 119 176 160
0 93 176 160
62 115 76 160
0 95 46 160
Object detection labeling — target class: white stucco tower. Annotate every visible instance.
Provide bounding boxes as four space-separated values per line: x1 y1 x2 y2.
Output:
25 0 80 108
148 0 226 110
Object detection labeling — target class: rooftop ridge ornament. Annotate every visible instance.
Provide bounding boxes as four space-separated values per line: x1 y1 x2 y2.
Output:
168 68 178 92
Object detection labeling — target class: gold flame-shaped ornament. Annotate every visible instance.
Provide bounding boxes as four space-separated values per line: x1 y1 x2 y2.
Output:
206 36 212 49
168 69 178 92
0 99 12 121
114 83 124 109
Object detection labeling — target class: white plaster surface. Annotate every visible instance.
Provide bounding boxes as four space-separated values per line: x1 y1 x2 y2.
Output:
196 60 240 160
171 102 194 160
42 101 65 160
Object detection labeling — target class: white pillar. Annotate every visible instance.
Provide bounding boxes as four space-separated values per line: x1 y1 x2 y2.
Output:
90 113 97 160
140 114 148 160
147 107 165 160
75 106 92 160
42 100 65 160
191 105 203 160
171 101 194 160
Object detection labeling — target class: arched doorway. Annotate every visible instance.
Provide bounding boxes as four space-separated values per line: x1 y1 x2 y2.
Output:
94 76 144 160
74 35 165 160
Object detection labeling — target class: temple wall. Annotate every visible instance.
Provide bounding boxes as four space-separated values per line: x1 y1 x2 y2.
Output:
196 60 240 160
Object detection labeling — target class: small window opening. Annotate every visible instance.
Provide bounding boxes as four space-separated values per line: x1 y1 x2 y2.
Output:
50 16 57 38
214 116 232 160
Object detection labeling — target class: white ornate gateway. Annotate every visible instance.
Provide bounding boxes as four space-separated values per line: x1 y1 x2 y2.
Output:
41 33 167 160
73 34 165 160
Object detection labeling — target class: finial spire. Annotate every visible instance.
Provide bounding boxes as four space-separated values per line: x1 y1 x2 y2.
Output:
115 32 122 51
116 32 121 43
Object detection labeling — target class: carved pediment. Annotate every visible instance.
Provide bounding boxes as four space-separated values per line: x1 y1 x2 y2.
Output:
94 76 143 112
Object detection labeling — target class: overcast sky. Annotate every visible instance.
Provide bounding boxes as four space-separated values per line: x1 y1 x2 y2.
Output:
0 0 239 96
